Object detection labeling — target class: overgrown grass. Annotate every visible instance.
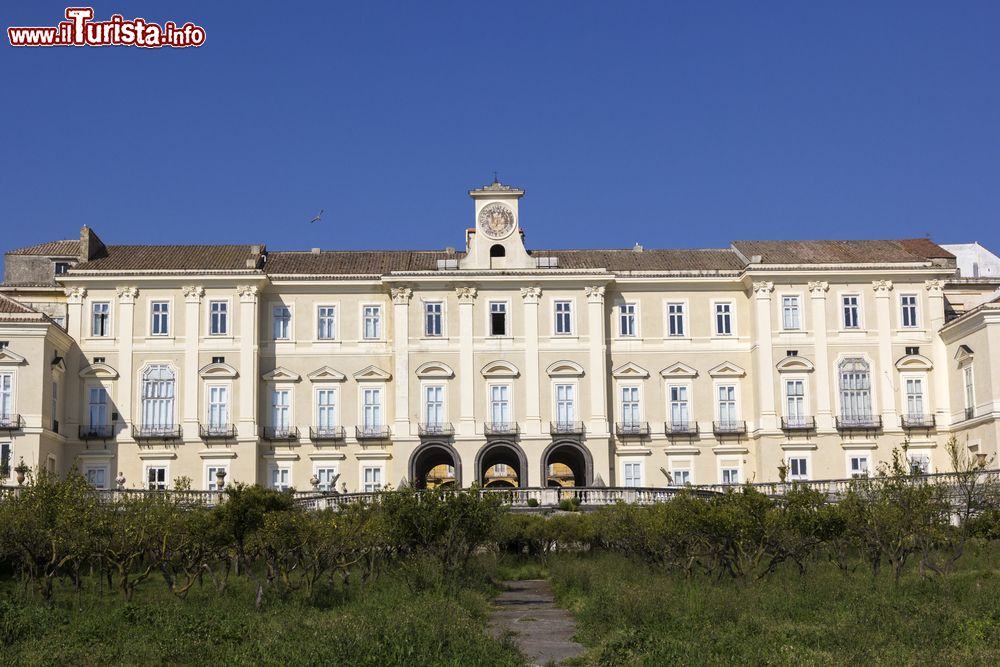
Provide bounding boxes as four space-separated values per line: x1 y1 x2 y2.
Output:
549 545 1000 666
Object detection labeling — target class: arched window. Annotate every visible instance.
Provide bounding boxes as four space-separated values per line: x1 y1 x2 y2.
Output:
490 244 506 258
142 365 175 429
838 357 871 422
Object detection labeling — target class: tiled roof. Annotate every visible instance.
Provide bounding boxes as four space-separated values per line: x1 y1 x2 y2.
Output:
74 245 263 272
0 294 40 314
732 239 953 265
7 240 78 256
540 248 743 272
265 251 453 275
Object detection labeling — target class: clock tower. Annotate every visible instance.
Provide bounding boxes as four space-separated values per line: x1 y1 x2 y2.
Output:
461 179 534 270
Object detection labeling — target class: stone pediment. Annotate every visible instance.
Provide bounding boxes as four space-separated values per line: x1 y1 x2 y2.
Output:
895 354 933 371
307 366 347 382
708 361 746 378
354 365 392 382
481 360 519 378
954 345 973 364
415 361 455 379
775 356 815 373
612 362 650 379
0 348 27 365
262 367 301 382
546 360 585 377
660 362 698 379
199 362 239 379
79 362 118 379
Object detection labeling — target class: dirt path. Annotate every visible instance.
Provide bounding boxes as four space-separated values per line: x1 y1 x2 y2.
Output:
489 579 586 666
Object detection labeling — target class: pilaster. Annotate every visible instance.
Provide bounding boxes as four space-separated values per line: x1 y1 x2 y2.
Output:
391 287 412 437
808 282 833 429
115 287 137 435
752 281 776 431
585 286 608 436
873 280 898 428
521 287 542 436
456 287 477 436
237 285 259 440
925 280 950 427
182 286 204 440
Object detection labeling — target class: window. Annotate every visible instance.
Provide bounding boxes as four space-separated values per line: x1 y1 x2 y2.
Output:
905 346 920 356
489 385 510 424
900 294 918 328
85 467 108 489
849 455 870 478
206 465 229 491
211 356 225 364
151 301 170 336
782 296 801 330
424 302 443 337
272 306 291 340
316 388 337 433
842 295 860 329
620 386 640 426
964 366 975 418
271 389 290 432
717 385 737 426
317 306 336 340
555 384 575 425
672 468 691 485
363 305 381 339
788 457 808 481
785 379 805 426
51 381 58 432
314 467 338 492
668 385 689 428
489 302 507 336
0 443 9 478
54 262 70 275
721 468 740 485
714 303 733 336
666 303 685 336
0 373 13 421
51 316 65 328
87 387 108 427
424 385 444 425
362 466 383 493
619 303 636 337
141 365 175 430
146 466 167 490
623 462 642 488
904 378 924 417
554 301 573 335
362 388 382 429
270 467 291 491
908 453 930 476
209 301 228 335
91 302 110 337
839 358 872 421
494 463 509 477
208 386 229 430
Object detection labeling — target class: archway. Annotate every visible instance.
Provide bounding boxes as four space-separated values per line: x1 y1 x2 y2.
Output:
475 441 528 488
409 441 462 490
541 441 593 487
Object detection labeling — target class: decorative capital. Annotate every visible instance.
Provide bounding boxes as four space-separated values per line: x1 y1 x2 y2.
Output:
390 287 413 305
455 286 478 303
237 285 259 302
807 281 829 295
584 286 605 303
924 279 945 296
116 286 138 304
182 285 205 302
520 286 542 303
872 279 894 295
64 286 87 303
752 281 774 297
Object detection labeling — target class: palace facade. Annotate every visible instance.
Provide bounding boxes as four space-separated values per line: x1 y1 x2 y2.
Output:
1 181 999 492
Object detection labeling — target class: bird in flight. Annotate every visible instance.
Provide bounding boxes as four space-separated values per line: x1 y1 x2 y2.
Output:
309 209 324 224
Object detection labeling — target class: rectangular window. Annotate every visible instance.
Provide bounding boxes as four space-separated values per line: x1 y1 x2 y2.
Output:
666 303 685 336
273 306 291 340
717 385 737 425
489 302 508 336
908 454 930 475
715 303 733 336
905 378 924 417
672 468 691 485
316 388 337 432
362 466 383 493
424 385 444 425
91 302 110 337
849 455 869 478
964 366 975 418
425 302 443 337
788 457 808 481
146 466 167 491
317 306 336 340
489 385 510 424
270 467 291 491
51 316 65 328
0 373 11 421
151 301 170 336
623 462 642 488
54 262 70 275
208 386 229 429
85 467 108 489
782 296 801 330
88 386 107 427
209 301 228 335
668 385 689 428
362 388 382 428
619 303 636 337
51 381 58 432
363 306 381 339
785 379 805 426
271 389 290 431
0 443 10 479
315 466 338 492
554 301 573 335
900 294 918 328
206 465 229 491
555 384 575 424
620 386 640 426
721 468 740 485
842 295 860 329
840 360 872 421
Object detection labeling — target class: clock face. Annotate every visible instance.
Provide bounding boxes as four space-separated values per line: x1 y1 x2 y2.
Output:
478 202 515 240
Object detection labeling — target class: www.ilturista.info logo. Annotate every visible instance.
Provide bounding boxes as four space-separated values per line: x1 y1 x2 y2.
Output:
8 7 205 48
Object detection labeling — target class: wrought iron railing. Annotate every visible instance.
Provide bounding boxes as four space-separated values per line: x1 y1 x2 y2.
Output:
309 426 346 441
418 422 455 437
664 420 698 436
79 423 117 440
781 416 816 431
713 420 747 435
356 425 391 440
615 422 650 437
0 414 24 431
550 421 585 436
132 424 183 440
485 422 519 436
199 423 237 439
261 426 300 441
901 414 935 429
835 415 883 431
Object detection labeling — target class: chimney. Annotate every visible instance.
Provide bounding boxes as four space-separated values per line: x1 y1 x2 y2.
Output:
79 226 107 262
311 247 321 254
633 243 643 252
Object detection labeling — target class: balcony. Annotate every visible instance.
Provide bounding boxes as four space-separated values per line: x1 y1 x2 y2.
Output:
418 422 455 437
615 422 650 438
309 426 346 442
261 426 300 442
664 420 698 436
550 421 585 436
835 416 883 432
132 424 183 441
199 423 237 440
484 422 519 437
356 425 391 440
901 414 936 431
713 420 747 436
79 423 117 441
781 416 816 432
0 414 23 432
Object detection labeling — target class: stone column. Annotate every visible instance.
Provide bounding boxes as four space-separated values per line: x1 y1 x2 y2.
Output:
585 286 609 436
808 282 833 430
391 287 412 438
521 287 542 436
456 287 477 436
873 280 898 429
115 287 138 437
752 281 776 431
182 286 204 440
237 285 260 440
925 280 950 427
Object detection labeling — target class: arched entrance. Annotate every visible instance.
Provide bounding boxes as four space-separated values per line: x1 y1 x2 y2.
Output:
541 441 593 487
475 441 528 488
409 442 462 489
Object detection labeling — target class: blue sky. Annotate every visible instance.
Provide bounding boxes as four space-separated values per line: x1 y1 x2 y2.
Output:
2 1 998 271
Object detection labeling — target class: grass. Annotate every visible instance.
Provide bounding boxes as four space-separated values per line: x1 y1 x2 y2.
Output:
548 546 1000 666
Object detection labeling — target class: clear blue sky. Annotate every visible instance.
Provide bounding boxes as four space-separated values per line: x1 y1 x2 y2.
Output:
3 1 998 270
